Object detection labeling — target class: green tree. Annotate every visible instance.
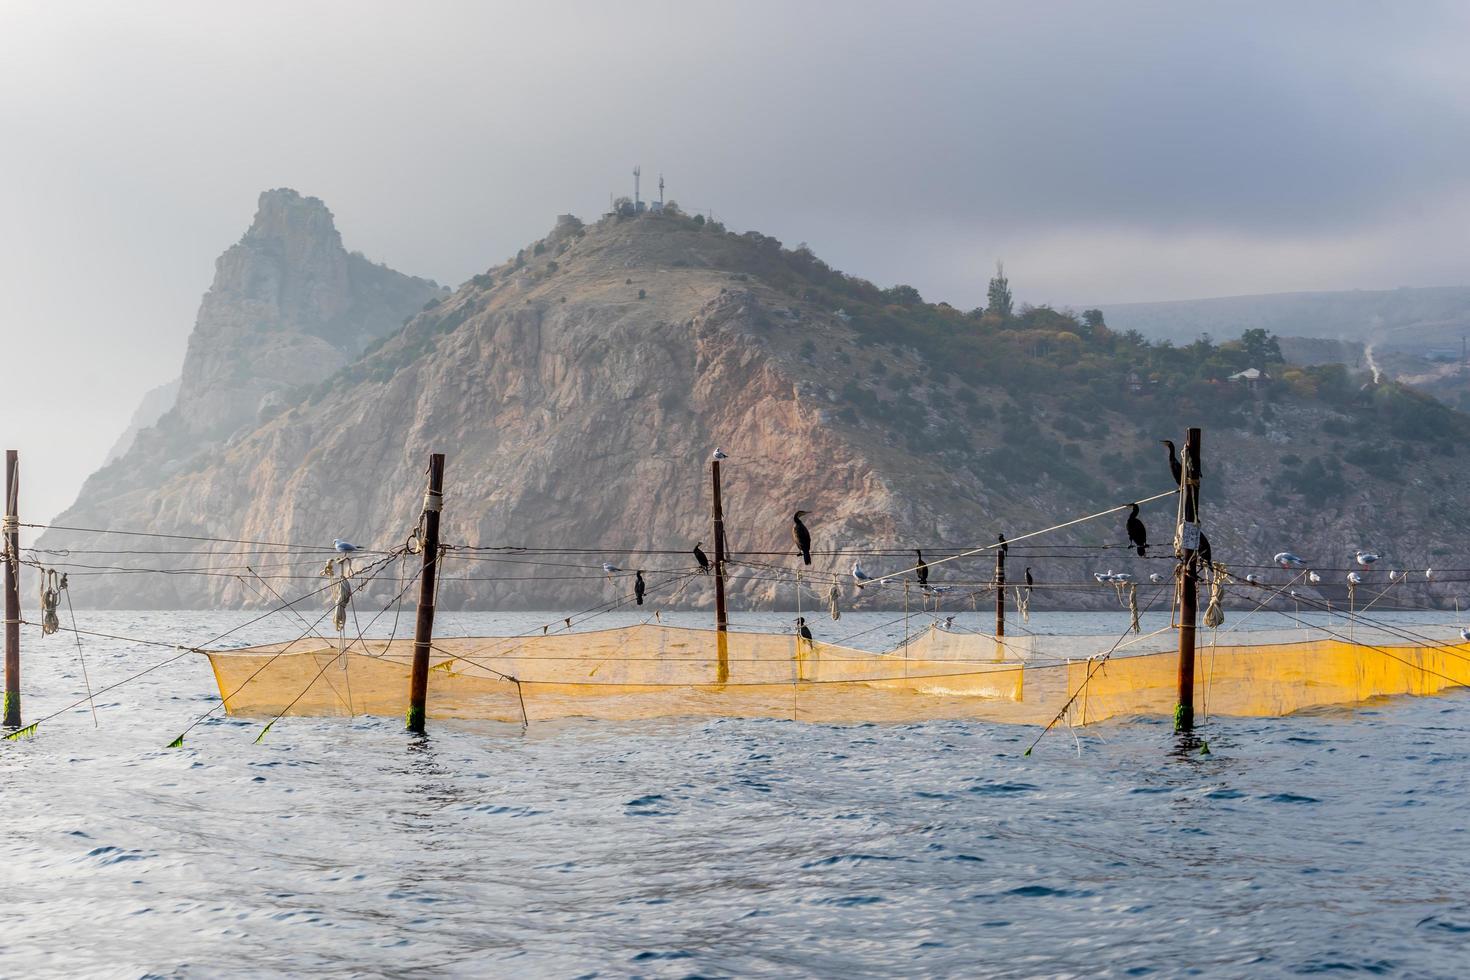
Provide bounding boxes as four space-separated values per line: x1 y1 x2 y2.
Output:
1240 328 1283 366
1082 308 1106 334
986 262 1014 319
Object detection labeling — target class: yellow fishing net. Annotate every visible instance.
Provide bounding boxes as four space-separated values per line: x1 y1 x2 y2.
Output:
206 622 1470 726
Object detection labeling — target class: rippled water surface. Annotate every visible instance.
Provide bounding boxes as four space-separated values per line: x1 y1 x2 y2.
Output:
3 610 1469 977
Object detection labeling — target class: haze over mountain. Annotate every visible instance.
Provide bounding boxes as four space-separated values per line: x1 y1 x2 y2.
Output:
41 194 1470 609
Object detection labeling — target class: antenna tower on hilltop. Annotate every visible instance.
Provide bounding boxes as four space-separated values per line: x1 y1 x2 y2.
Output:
658 174 665 206
633 165 641 208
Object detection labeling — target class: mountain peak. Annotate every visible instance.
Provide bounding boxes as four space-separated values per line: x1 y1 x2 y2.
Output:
244 187 342 249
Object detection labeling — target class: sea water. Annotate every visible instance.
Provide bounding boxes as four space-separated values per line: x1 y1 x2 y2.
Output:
1 610 1467 977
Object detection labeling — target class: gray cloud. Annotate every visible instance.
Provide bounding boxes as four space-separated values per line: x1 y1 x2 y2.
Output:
2 0 1469 522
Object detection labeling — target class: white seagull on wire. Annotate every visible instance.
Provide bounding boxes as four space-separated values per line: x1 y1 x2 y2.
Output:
1347 571 1364 585
1308 571 1322 584
1245 573 1261 585
1355 550 1380 567
1112 571 1134 583
1275 552 1307 569
601 562 622 576
711 448 729 461
1388 570 1404 583
851 560 875 588
333 539 361 554
1425 568 1434 580
1150 572 1164 584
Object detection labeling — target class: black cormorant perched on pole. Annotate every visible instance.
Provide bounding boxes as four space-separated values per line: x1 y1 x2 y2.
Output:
792 511 813 565
914 549 929 587
997 533 1008 557
1025 567 1034 597
1126 504 1148 557
796 616 813 642
1160 439 1182 486
634 570 646 605
693 542 710 574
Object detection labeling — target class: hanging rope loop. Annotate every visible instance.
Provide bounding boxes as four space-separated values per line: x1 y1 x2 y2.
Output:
39 568 62 636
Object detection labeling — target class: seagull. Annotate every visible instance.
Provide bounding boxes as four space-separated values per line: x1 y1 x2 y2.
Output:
791 511 813 565
1308 571 1322 584
795 616 813 642
1355 551 1380 567
1160 439 1182 485
1125 504 1147 557
1460 628 1470 643
914 549 929 588
1150 572 1164 584
1112 571 1134 583
601 562 622 576
1388 570 1403 583
634 570 646 606
943 615 956 631
1347 571 1364 585
924 584 955 596
1245 573 1261 585
711 448 729 461
1094 570 1118 584
851 560 875 588
333 539 361 553
692 542 710 574
1275 552 1307 569
1426 568 1434 580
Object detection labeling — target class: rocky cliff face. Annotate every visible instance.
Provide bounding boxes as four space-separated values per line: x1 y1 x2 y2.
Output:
40 208 1470 610
44 188 444 583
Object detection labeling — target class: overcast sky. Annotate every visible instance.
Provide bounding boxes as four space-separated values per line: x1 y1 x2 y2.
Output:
3 1 1469 524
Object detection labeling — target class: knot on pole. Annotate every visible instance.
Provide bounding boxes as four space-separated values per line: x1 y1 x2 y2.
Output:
422 489 443 514
39 569 63 636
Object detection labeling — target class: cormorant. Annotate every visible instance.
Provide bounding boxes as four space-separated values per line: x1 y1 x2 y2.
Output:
1024 567 1034 596
792 511 813 565
914 549 929 587
1125 503 1148 557
997 533 1008 557
692 542 710 574
601 562 622 576
634 570 646 605
711 448 729 461
851 560 874 588
1355 550 1380 567
1160 440 1182 485
795 616 813 642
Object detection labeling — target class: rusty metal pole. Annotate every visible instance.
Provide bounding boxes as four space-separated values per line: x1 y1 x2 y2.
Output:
4 450 19 728
711 459 730 683
406 452 444 734
1175 428 1202 733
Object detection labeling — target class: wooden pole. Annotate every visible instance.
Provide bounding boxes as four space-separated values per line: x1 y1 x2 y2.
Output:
4 450 19 729
1175 428 1202 733
711 459 729 683
994 544 1006 639
406 452 444 734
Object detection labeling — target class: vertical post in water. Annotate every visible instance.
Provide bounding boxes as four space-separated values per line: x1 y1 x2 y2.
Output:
994 543 1006 639
1175 428 1202 733
407 452 444 734
3 450 19 729
711 459 730 683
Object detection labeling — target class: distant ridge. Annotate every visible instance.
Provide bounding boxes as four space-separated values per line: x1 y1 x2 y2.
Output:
1102 285 1470 350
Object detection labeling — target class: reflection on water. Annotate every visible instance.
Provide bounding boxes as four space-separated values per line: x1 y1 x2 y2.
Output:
1 610 1467 975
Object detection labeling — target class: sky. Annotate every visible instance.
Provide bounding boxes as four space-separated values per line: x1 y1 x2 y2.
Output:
2 0 1470 524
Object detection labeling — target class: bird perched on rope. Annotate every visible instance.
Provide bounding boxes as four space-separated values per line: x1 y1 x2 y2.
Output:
791 511 813 565
943 615 956 631
333 539 361 554
711 448 729 461
634 570 646 606
1308 571 1322 584
1160 439 1182 485
1150 572 1164 584
1024 567 1034 597
1094 570 1119 583
851 560 874 588
1125 504 1147 557
1388 570 1404 583
1460 627 1470 643
692 542 710 574
1355 550 1380 567
795 616 813 642
1275 552 1306 569
914 549 929 587
997 533 1008 557
1347 571 1364 585
1245 573 1261 586
601 561 622 576
1426 568 1435 581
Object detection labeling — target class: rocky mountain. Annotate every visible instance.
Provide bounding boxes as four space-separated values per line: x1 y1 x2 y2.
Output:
41 206 1470 610
44 188 445 580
